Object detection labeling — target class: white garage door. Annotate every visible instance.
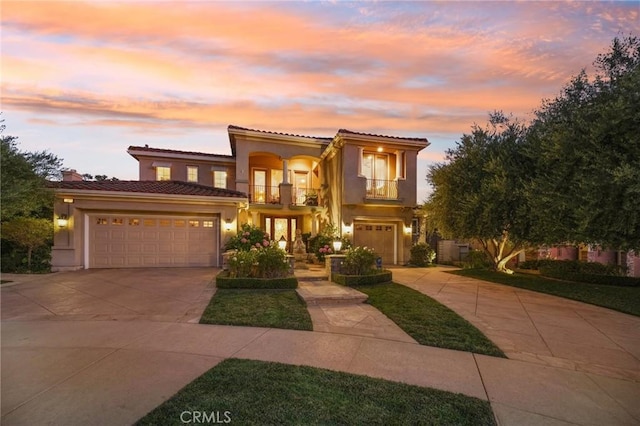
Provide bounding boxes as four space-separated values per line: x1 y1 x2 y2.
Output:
353 222 397 264
89 215 218 268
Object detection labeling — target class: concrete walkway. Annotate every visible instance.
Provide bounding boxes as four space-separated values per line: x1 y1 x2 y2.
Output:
295 267 417 343
2 267 640 425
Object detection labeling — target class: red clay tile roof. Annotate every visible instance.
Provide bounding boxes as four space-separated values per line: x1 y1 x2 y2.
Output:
337 129 429 143
47 180 247 198
127 145 234 159
228 124 333 142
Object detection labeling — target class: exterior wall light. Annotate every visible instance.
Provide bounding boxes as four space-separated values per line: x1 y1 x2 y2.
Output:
404 226 413 235
332 239 343 253
224 219 233 232
343 223 353 234
278 236 287 251
57 214 68 228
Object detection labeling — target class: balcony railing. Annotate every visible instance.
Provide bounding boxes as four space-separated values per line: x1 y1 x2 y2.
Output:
366 179 398 199
250 185 280 204
292 187 321 206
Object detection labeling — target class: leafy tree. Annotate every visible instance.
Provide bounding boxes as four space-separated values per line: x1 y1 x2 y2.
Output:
1 217 53 270
427 112 533 273
82 173 119 181
527 35 640 250
1 124 63 220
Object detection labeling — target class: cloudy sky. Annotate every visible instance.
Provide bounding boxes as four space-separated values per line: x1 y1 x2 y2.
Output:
2 1 637 201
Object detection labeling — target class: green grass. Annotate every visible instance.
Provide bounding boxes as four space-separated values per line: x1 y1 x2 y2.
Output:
449 269 640 317
136 358 496 426
199 289 313 330
355 282 505 357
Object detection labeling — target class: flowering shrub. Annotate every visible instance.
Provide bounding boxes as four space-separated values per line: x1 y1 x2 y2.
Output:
308 224 351 262
225 223 271 252
341 246 377 276
225 223 290 279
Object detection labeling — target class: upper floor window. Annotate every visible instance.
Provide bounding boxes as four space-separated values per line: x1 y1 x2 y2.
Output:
156 166 171 181
213 171 227 189
187 166 198 183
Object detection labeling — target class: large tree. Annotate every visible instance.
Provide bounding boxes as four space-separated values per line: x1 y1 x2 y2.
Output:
527 35 640 251
428 112 533 273
0 126 63 220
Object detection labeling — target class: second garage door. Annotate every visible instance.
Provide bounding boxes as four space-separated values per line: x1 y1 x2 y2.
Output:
89 215 218 268
353 222 397 264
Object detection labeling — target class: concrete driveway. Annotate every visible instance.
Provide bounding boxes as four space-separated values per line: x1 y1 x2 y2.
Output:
2 267 639 425
1 268 217 323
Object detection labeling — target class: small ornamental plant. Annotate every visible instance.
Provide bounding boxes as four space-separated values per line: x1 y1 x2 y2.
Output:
341 246 377 276
409 243 436 267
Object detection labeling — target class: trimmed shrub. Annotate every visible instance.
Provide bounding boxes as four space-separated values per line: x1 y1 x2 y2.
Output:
539 260 639 287
216 271 298 289
308 224 351 262
333 271 392 287
341 246 377 275
409 243 436 267
462 250 492 269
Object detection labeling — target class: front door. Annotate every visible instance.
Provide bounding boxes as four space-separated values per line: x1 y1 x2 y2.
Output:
264 216 299 251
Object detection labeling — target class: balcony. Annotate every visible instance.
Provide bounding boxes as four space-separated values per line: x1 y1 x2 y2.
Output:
250 185 281 204
292 187 321 206
366 179 398 199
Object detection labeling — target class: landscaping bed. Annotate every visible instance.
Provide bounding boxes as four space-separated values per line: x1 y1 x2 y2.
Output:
136 358 496 426
354 282 506 357
450 269 640 317
200 288 312 330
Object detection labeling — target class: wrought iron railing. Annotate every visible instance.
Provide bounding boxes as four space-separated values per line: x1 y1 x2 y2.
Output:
365 179 398 199
292 187 321 206
250 185 280 204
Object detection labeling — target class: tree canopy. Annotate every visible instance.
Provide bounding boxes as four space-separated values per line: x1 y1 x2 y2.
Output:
1 118 64 220
527 35 640 250
428 113 532 272
427 35 640 271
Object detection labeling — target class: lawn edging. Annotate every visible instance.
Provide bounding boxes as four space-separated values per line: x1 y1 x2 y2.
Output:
216 270 298 289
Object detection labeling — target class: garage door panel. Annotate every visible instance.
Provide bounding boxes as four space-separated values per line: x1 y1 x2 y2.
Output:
89 215 218 268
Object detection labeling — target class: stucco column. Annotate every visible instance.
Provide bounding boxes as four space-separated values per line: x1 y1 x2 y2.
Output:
251 211 259 226
311 211 317 236
282 159 289 184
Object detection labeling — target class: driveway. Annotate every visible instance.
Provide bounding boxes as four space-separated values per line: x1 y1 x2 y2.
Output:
391 266 640 382
2 267 639 425
1 268 217 323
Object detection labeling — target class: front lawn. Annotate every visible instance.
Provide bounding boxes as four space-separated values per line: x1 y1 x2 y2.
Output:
355 282 505 357
199 289 313 330
449 269 640 317
136 358 496 426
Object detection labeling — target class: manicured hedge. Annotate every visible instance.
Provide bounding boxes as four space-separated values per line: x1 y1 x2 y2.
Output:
538 260 639 287
216 271 298 289
332 271 392 287
540 269 640 287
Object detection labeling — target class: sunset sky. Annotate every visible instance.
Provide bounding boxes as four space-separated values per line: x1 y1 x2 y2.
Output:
2 1 638 201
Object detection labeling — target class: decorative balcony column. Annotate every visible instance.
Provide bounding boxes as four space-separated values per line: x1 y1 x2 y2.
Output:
282 159 289 184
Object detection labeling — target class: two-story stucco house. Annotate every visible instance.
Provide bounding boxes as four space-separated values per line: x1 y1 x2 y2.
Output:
50 125 429 271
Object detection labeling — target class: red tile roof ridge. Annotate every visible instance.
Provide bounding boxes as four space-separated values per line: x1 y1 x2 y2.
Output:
127 145 234 158
338 128 429 143
47 180 247 198
228 124 333 141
